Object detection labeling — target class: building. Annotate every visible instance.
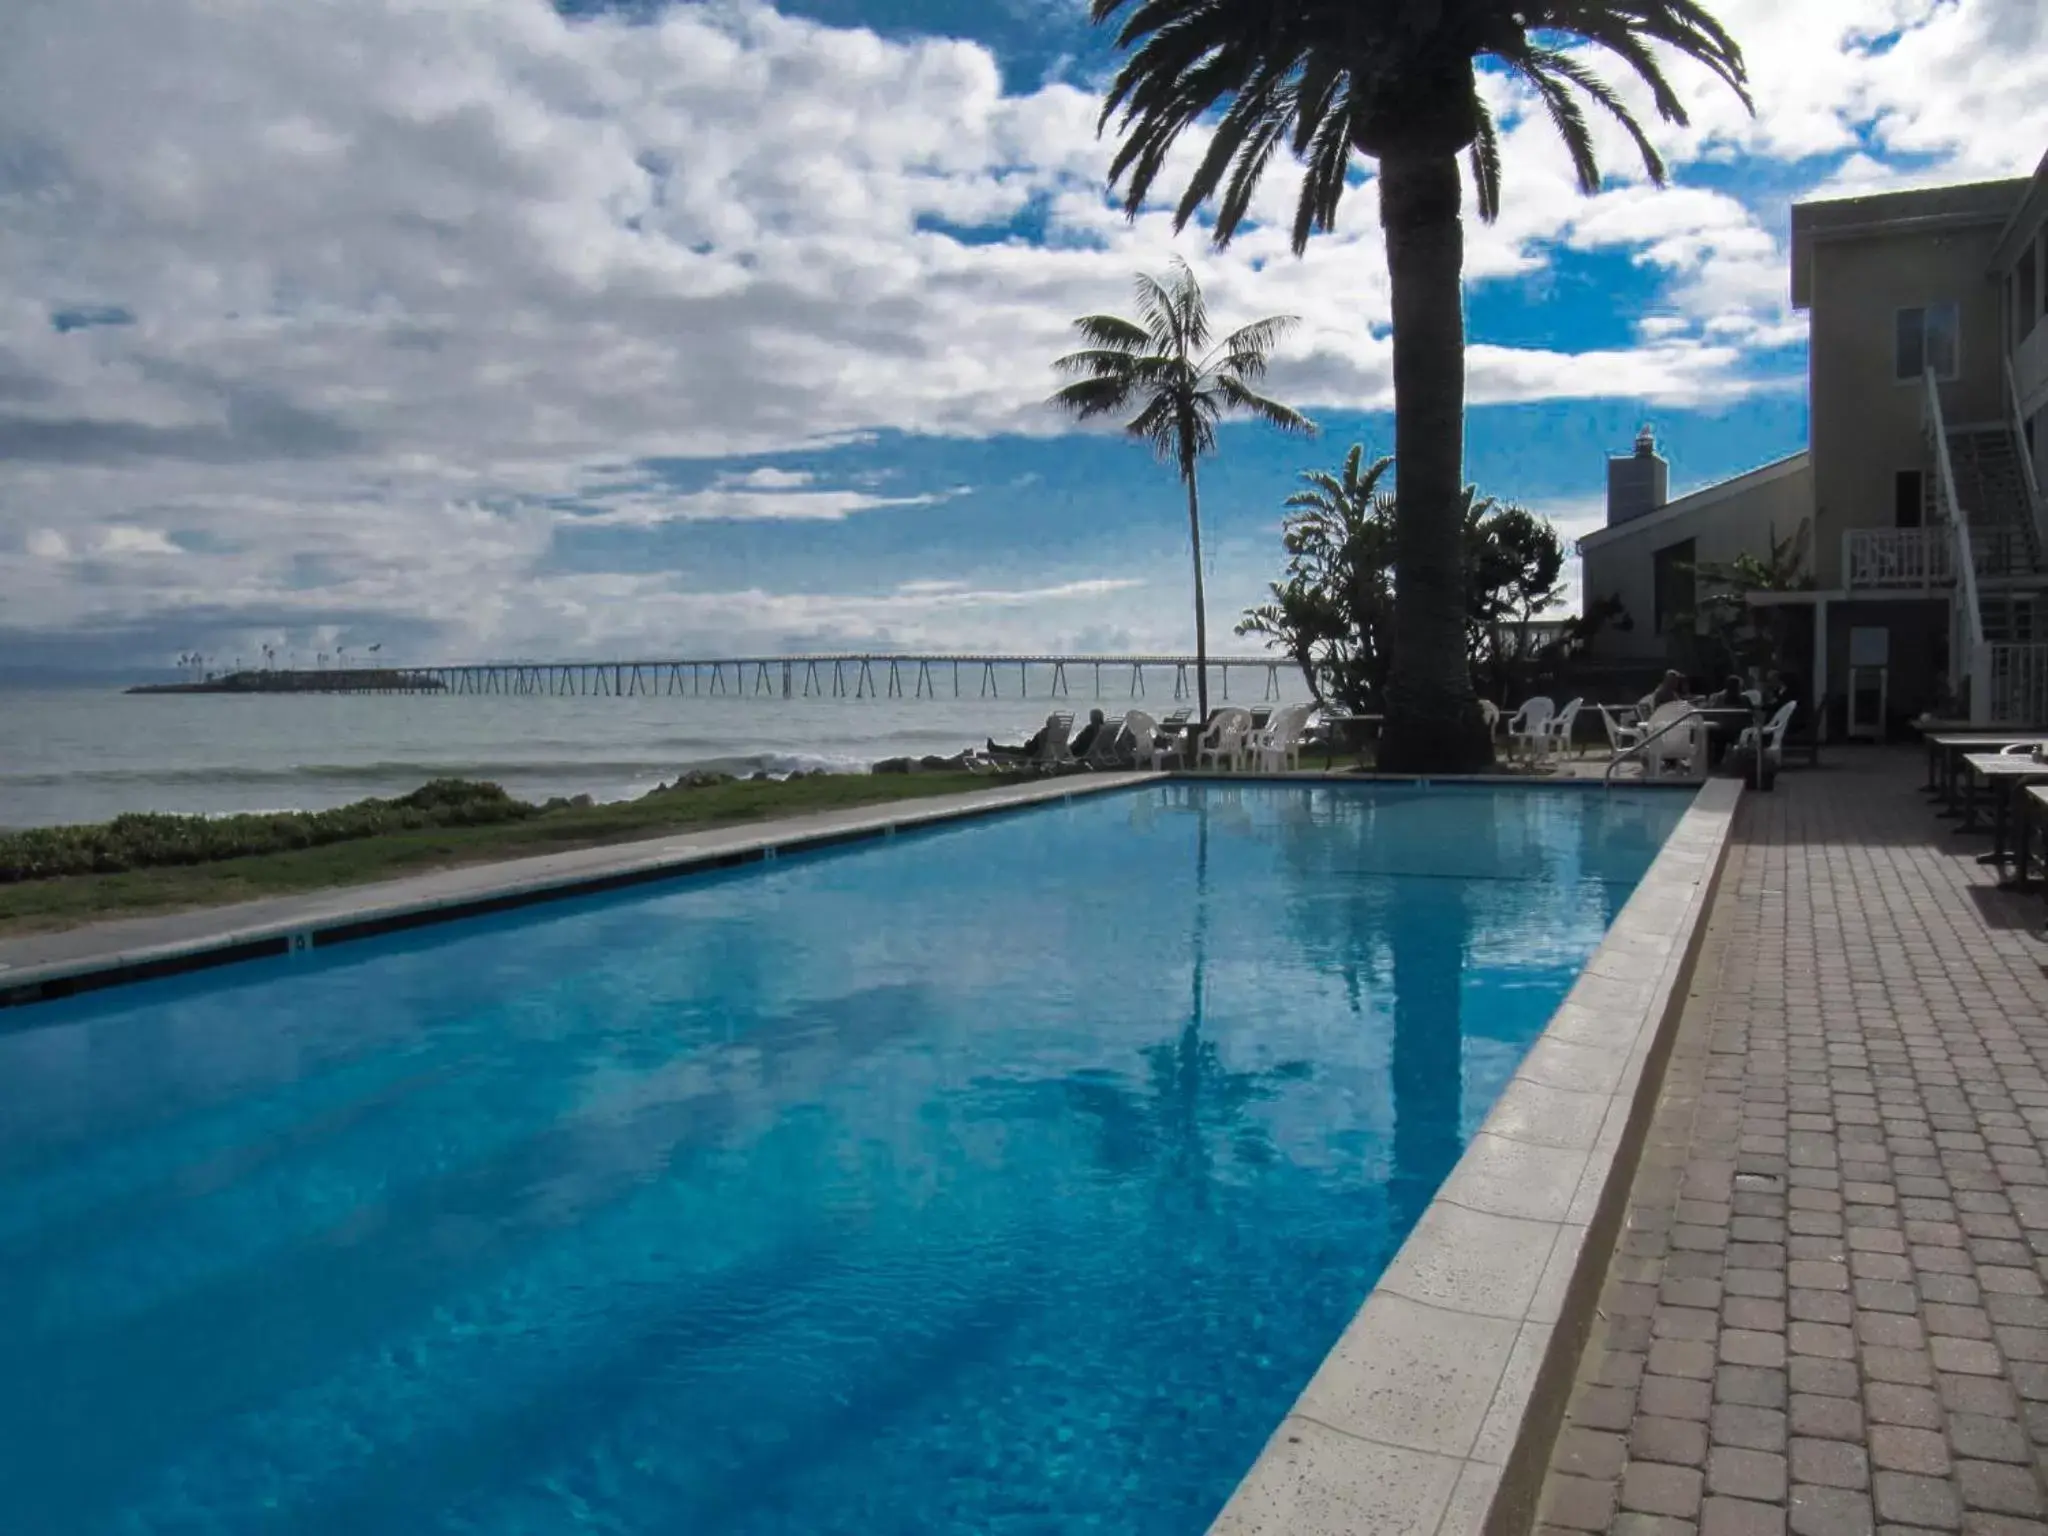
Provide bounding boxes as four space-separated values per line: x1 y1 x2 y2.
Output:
1577 145 2048 730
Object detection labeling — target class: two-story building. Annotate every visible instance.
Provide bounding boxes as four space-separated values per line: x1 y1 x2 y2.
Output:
1578 145 2048 732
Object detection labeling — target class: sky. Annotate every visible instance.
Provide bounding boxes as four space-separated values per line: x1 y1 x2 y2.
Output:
1 0 2046 674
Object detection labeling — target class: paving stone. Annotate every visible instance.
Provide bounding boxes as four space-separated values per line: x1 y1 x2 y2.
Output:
1702 1497 1787 1536
1866 1425 1950 1477
1951 1462 2044 1518
1943 1413 2027 1466
1792 1437 1873 1491
1626 1461 1707 1519
1872 1472 1963 1530
1711 1403 1789 1452
1789 1485 1876 1536
1555 1426 1630 1482
1547 1473 1621 1531
1634 1414 1711 1467
1790 1392 1865 1441
1709 1447 1789 1503
1643 1374 1716 1422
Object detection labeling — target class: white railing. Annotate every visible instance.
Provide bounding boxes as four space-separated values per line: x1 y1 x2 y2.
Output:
2008 354 2048 556
1927 369 1991 720
1986 643 2048 725
1844 527 1954 588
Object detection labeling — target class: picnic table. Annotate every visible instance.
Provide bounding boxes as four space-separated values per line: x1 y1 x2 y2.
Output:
1960 752 2048 873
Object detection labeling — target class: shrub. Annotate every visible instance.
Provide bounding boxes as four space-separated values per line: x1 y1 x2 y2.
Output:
0 780 536 882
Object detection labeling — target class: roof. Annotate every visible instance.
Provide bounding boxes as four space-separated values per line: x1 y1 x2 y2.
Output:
1576 450 1811 555
1789 178 2029 309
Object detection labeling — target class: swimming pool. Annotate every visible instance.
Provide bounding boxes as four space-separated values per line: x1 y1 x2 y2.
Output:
0 781 1688 1534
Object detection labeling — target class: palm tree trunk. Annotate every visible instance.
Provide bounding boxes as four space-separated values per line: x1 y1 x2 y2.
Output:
1184 461 1210 724
1376 150 1489 772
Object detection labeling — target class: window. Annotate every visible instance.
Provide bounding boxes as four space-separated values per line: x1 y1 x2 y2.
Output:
1895 470 1924 529
1652 537 1696 637
1895 302 1959 382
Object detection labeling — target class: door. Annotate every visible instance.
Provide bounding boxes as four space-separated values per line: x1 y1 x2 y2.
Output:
1894 469 1923 529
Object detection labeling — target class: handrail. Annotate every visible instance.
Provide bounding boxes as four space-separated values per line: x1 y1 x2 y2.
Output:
1603 707 1707 786
1926 368 1986 661
2007 354 2048 558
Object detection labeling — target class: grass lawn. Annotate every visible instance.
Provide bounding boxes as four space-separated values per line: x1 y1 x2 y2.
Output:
0 773 993 939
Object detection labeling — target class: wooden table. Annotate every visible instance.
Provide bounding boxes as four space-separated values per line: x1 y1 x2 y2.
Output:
1961 752 2048 870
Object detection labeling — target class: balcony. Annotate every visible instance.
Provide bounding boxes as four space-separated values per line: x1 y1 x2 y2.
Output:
1845 527 1954 589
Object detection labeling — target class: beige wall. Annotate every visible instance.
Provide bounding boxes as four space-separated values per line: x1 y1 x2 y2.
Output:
1807 223 2008 587
1579 457 1813 663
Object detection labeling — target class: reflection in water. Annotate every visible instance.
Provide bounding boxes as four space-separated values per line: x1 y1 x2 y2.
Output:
1387 888 1468 1231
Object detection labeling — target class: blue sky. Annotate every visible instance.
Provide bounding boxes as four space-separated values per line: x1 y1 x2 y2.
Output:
1 0 2044 670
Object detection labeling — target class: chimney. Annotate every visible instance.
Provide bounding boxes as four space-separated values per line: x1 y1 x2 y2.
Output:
1607 425 1669 527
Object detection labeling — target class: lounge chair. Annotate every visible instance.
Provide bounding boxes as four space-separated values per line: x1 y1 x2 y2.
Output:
1194 707 1255 771
1246 702 1316 772
1506 697 1556 764
1076 713 1129 769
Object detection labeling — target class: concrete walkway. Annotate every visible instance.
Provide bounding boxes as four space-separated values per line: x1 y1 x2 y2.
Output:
1538 749 2048 1536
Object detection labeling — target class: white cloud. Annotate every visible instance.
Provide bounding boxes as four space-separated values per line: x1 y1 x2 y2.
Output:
0 0 2043 659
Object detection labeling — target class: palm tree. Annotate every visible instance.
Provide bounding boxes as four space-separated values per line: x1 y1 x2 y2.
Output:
1050 257 1315 723
1088 0 1750 770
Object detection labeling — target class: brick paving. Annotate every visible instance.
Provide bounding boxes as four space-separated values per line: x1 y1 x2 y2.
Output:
1536 749 2048 1536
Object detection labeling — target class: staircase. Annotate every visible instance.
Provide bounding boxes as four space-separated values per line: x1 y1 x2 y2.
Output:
1947 425 2040 577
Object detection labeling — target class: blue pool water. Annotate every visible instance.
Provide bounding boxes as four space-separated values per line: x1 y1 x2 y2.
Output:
0 782 1687 1534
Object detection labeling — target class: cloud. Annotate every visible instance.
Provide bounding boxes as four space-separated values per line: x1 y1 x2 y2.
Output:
0 0 2043 661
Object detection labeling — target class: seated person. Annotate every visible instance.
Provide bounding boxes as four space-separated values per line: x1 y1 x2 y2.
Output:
1711 675 1750 709
1642 670 1689 714
987 712 1063 761
1069 708 1109 761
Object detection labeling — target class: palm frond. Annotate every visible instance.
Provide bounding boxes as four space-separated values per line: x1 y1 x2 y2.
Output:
1067 314 1153 353
1519 44 1670 186
1507 52 1602 195
1210 375 1316 437
1469 105 1502 223
1049 376 1139 421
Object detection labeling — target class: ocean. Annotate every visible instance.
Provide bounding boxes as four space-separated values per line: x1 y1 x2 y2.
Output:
0 671 1312 829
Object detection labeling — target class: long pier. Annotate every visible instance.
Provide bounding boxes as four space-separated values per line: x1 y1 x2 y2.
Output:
225 654 1290 702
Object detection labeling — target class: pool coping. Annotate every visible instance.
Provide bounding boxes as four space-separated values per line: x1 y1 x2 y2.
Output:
0 771 1164 1011
1206 775 1742 1536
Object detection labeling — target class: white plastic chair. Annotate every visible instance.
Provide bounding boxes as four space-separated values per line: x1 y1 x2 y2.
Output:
1546 698 1586 761
1506 697 1557 764
1194 707 1254 771
1640 702 1703 779
1121 708 1160 768
1598 704 1645 759
1738 701 1797 768
1478 700 1502 735
1246 702 1316 772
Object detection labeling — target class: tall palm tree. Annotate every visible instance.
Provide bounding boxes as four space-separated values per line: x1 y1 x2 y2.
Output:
1050 257 1315 723
1088 0 1750 770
